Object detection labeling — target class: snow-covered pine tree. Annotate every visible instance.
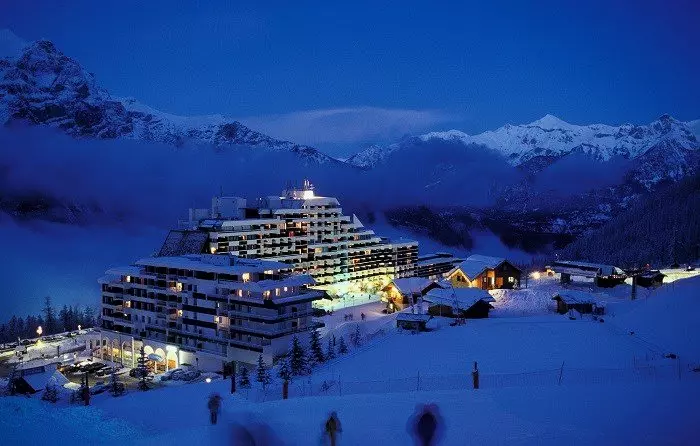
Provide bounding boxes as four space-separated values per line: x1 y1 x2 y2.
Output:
338 335 348 354
326 337 336 360
309 328 325 365
290 336 306 376
137 345 149 391
238 366 251 388
278 357 291 383
109 370 125 396
42 382 58 403
255 355 271 389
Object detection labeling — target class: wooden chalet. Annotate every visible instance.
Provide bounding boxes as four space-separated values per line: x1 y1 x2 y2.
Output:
636 270 665 288
383 277 441 311
445 255 522 290
396 313 432 331
552 290 604 315
423 287 495 319
549 260 627 288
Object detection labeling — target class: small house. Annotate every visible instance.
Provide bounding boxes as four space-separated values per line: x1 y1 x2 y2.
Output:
396 313 432 331
13 362 69 394
549 260 627 288
383 277 441 311
423 287 496 319
552 290 603 315
445 255 522 290
636 270 665 288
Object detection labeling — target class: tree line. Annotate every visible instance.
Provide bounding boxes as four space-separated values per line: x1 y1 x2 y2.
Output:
0 296 96 343
559 170 700 268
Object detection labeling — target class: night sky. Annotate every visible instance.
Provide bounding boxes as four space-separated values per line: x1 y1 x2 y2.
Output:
2 0 698 155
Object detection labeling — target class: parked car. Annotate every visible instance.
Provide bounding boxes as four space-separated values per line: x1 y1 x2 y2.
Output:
129 368 147 379
90 381 110 395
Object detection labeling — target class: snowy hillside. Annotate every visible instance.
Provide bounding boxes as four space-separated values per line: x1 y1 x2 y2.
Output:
0 39 339 165
348 114 700 189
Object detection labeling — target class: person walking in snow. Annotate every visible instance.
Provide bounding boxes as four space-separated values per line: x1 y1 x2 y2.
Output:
408 404 444 446
360 312 366 321
324 411 342 446
207 393 222 425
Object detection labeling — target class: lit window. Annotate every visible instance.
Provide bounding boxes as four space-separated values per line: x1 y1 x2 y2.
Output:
508 276 515 283
275 288 280 296
242 273 250 282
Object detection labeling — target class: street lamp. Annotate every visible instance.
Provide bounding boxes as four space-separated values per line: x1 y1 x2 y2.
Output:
78 325 81 331
36 326 43 337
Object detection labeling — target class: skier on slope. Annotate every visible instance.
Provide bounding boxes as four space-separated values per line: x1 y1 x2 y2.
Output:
207 393 222 425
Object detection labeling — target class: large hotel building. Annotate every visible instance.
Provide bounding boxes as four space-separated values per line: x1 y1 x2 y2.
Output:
98 182 418 369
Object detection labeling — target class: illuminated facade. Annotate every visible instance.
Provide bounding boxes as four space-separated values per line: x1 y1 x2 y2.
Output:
99 254 324 369
171 181 418 290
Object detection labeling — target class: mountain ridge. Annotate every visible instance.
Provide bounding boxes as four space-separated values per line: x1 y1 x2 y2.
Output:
347 114 700 189
0 38 342 166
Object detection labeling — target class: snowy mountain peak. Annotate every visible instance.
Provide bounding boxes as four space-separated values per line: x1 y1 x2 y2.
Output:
527 114 574 130
0 36 339 165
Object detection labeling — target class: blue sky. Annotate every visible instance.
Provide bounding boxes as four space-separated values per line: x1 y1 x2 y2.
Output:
1 0 699 155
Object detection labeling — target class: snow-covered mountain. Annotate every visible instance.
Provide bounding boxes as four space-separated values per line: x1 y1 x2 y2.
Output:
348 114 700 189
0 39 339 165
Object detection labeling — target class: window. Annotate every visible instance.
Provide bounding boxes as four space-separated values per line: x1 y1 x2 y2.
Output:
508 276 515 283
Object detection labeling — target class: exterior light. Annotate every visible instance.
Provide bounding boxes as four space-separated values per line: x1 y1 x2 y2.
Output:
205 377 212 383
36 326 43 336
532 272 541 280
166 345 177 353
77 325 81 331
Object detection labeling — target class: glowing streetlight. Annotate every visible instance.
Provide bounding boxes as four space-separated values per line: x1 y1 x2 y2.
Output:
205 377 212 384
531 272 541 280
36 326 43 337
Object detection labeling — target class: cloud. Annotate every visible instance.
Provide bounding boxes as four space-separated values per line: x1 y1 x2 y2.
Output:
240 107 458 147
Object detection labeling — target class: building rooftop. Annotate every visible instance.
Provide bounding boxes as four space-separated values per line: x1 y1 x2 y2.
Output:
552 290 599 305
387 277 436 295
135 254 291 275
423 287 495 311
551 260 625 277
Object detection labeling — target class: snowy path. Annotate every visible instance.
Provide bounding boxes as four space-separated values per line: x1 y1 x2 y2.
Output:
3 381 699 445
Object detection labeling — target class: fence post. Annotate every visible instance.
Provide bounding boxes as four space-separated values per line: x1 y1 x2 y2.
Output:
558 361 565 385
472 361 479 390
283 380 289 400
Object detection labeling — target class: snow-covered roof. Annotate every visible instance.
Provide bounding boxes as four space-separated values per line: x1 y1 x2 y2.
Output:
387 277 436 295
21 369 69 392
416 253 463 267
552 290 597 305
423 287 495 311
552 261 625 277
227 274 316 292
135 254 290 275
448 254 519 280
105 266 142 277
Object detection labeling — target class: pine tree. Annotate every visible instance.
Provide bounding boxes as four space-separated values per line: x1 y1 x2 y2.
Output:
290 336 306 376
278 357 291 383
83 306 95 328
238 366 251 388
42 382 58 403
255 355 271 389
309 329 325 366
43 296 57 334
338 335 348 354
326 337 336 361
351 325 362 347
110 370 125 396
59 305 70 332
137 345 149 391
